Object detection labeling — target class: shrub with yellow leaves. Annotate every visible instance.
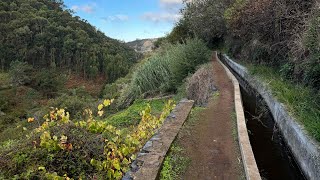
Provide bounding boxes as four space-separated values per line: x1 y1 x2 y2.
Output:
1 99 174 179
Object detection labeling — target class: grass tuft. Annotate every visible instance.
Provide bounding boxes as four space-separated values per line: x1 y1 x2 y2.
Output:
160 143 190 180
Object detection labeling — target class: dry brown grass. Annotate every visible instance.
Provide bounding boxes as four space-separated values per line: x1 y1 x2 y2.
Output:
65 74 106 97
186 64 216 106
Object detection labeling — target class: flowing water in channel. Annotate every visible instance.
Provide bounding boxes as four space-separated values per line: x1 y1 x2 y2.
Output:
240 87 306 180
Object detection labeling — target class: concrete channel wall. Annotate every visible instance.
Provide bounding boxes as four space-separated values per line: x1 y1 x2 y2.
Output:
220 54 320 180
216 54 261 180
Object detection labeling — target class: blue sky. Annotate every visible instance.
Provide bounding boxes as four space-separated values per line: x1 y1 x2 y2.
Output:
63 0 184 42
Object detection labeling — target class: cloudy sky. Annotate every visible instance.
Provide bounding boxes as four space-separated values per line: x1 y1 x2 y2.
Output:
64 0 184 42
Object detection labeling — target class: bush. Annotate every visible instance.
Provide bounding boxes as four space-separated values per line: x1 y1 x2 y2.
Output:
32 69 65 98
279 63 295 80
132 54 172 95
182 0 232 45
0 95 9 112
224 0 317 86
0 73 10 87
9 61 34 86
0 124 105 179
303 9 320 89
168 38 211 87
49 94 95 120
0 115 19 131
0 99 175 179
102 77 131 99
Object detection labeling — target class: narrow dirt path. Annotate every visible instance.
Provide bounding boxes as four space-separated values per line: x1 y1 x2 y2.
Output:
180 53 242 179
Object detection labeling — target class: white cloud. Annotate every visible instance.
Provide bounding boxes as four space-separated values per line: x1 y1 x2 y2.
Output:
159 0 183 10
71 4 95 13
141 12 182 23
102 14 129 22
160 0 183 5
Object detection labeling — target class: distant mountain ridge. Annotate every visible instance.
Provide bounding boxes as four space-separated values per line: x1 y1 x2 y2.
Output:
126 38 158 53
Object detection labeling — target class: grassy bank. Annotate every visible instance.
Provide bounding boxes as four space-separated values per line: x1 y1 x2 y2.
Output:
159 107 205 180
248 65 320 141
104 99 167 128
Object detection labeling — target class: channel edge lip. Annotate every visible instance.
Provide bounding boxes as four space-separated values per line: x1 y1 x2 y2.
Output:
221 54 318 180
217 53 261 180
241 85 306 180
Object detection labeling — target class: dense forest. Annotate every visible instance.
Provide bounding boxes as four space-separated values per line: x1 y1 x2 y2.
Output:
0 0 139 81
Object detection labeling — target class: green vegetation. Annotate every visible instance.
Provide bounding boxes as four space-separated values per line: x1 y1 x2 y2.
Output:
48 93 95 120
160 143 190 180
0 0 141 153
163 0 320 143
0 73 9 86
224 0 319 89
248 65 320 141
159 106 206 179
2 0 319 178
166 0 320 90
0 0 139 80
102 77 130 100
121 38 211 104
130 53 172 95
0 100 175 179
105 99 167 128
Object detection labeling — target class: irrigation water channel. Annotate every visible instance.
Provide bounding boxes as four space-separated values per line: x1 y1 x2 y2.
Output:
240 85 306 180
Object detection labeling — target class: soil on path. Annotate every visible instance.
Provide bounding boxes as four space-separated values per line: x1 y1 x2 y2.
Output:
181 53 242 180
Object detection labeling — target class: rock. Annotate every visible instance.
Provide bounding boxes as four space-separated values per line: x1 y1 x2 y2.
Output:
142 141 153 151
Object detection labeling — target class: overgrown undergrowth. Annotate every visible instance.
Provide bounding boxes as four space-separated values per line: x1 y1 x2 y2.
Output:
248 65 320 141
0 99 175 179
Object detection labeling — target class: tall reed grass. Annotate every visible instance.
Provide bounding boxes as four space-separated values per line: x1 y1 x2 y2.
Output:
132 38 210 95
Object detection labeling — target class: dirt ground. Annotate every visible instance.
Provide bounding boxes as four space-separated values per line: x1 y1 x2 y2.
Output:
179 53 243 180
65 74 106 97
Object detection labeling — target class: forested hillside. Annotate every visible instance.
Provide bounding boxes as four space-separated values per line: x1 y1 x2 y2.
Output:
0 0 139 81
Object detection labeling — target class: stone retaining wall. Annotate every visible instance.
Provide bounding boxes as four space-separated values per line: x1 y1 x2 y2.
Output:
123 99 194 180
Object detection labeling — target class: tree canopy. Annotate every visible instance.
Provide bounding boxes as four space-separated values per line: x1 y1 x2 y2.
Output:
0 0 140 81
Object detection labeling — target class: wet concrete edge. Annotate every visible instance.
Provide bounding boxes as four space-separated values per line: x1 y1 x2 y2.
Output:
221 54 320 180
